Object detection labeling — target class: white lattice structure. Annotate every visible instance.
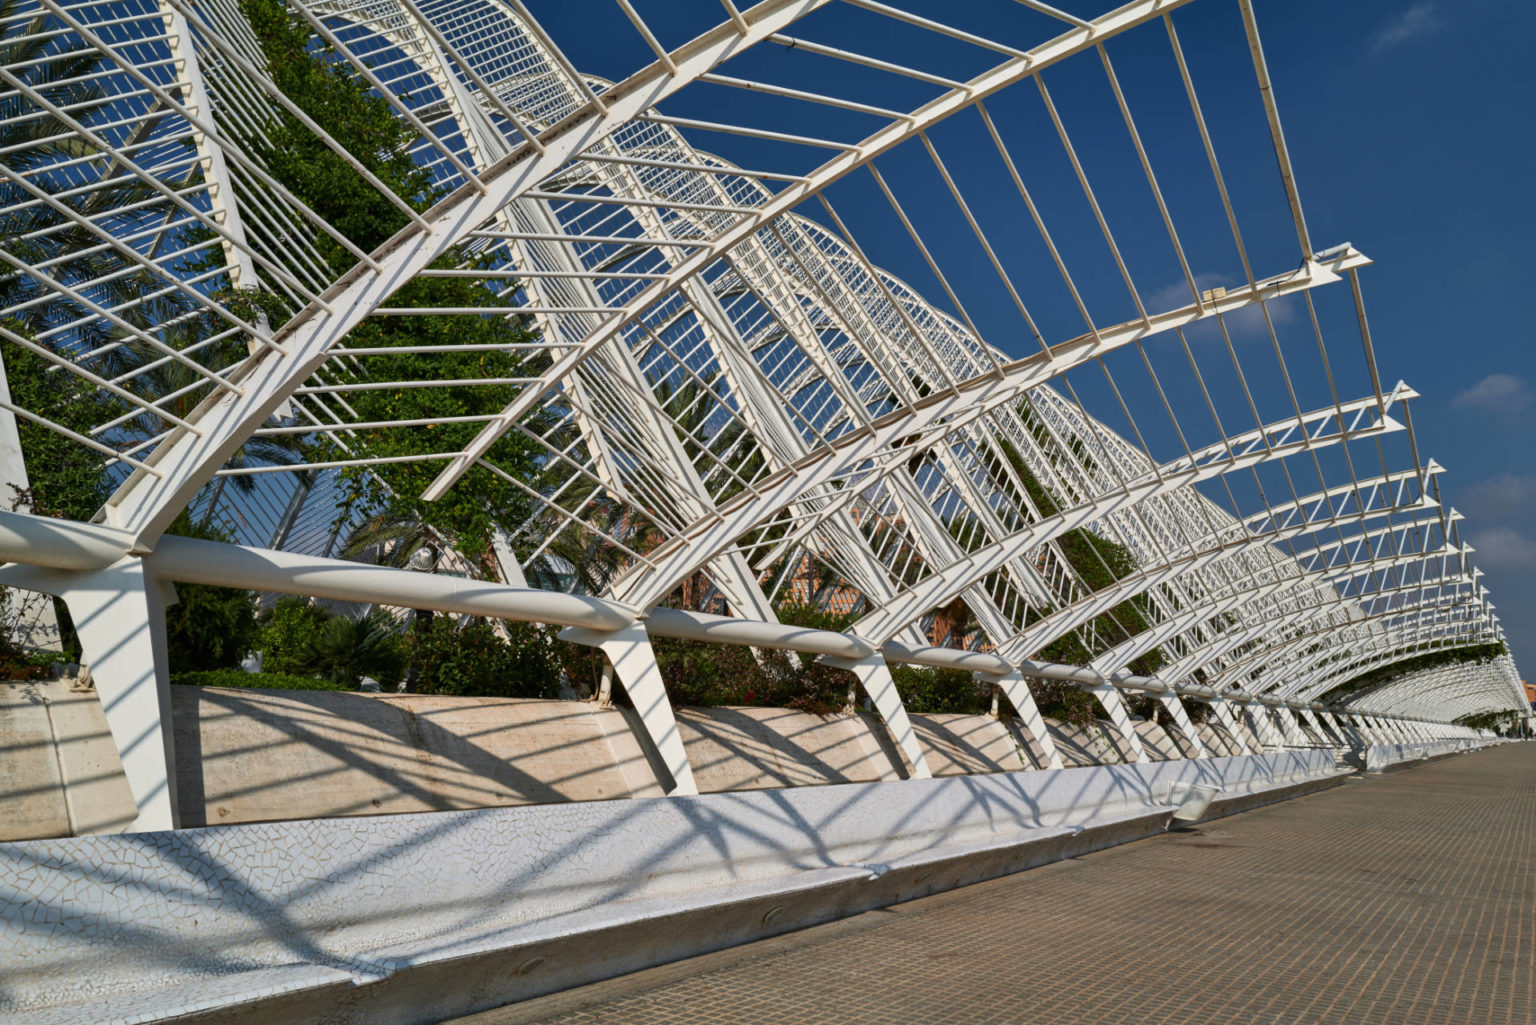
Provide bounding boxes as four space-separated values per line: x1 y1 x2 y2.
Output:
0 0 1521 832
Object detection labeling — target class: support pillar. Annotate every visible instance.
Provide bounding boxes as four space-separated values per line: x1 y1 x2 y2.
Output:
1358 715 1388 745
1088 684 1148 763
1368 715 1402 744
988 670 1063 770
1351 713 1376 746
826 653 932 779
1298 707 1330 746
1209 698 1252 756
1157 692 1207 758
62 558 179 833
1242 702 1286 750
1274 706 1308 747
559 622 697 795
1315 709 1346 746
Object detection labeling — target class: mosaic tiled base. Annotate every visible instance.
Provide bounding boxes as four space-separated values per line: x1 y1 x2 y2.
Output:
1364 739 1480 772
0 751 1336 1025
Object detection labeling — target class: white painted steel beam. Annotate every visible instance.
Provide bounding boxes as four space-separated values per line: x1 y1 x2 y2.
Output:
99 0 838 548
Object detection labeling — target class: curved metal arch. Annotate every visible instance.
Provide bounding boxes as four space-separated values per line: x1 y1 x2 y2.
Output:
1344 656 1523 721
101 0 833 547
1092 538 1480 680
1228 560 1489 685
1256 596 1493 701
992 470 1437 663
1153 573 1481 692
1250 603 1498 706
602 253 1367 610
421 0 1205 504
844 389 1404 645
1295 628 1506 713
1191 552 1484 692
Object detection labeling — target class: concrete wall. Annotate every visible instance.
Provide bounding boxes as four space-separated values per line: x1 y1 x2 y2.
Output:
1 681 1192 841
0 680 137 839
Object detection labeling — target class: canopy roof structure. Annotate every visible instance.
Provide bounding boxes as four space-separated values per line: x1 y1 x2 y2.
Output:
0 0 1522 832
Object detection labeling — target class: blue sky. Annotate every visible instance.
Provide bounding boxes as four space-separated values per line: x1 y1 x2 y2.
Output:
1243 0 1535 678
530 0 1534 679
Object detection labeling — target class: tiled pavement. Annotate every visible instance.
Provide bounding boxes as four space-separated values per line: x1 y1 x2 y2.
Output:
456 744 1536 1025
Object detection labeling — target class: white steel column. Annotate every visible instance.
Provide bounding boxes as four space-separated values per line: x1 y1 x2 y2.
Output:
1158 693 1208 758
1089 684 1148 763
58 559 179 832
1298 707 1331 746
826 653 932 780
1319 710 1354 747
1357 715 1388 745
1274 706 1308 747
1243 702 1286 750
559 622 698 795
1209 698 1252 756
989 669 1064 770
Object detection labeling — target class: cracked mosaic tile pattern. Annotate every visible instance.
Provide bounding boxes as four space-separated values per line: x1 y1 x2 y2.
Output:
0 752 1333 1024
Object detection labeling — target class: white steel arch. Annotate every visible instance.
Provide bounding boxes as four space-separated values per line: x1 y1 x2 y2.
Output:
0 0 1520 832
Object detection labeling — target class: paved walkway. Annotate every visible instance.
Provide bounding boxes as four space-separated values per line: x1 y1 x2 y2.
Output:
459 744 1536 1025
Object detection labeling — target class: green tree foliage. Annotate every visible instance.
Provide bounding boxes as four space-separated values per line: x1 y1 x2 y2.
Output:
1 342 115 521
239 0 431 263
258 597 332 675
994 432 1166 676
241 0 552 573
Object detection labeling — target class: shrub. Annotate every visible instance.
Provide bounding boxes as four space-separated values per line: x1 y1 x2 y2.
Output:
891 665 989 715
259 597 332 675
0 585 71 680
1030 678 1100 729
404 617 561 699
652 638 854 717
0 640 56 682
171 668 349 691
294 610 406 689
163 515 261 672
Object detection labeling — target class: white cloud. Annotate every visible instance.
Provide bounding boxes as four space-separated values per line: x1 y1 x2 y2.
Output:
1461 474 1536 524
1369 2 1440 54
1452 373 1534 418
1469 527 1536 571
1146 272 1294 339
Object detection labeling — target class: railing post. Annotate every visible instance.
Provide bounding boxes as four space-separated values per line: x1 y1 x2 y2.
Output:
1088 683 1148 763
1209 698 1252 756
